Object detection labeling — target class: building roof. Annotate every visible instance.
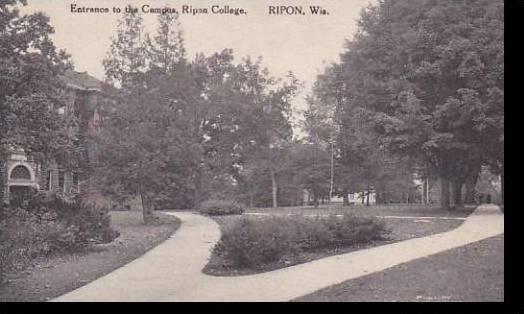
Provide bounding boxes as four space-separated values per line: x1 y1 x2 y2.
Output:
63 70 103 91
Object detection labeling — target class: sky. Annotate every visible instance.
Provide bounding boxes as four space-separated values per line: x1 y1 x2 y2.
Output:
21 0 373 134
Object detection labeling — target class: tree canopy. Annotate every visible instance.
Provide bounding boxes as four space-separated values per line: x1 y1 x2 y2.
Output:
1 0 71 161
97 10 299 220
304 0 504 209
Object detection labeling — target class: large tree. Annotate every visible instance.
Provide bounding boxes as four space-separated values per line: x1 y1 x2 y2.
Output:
231 60 299 208
146 12 186 72
288 142 331 207
99 9 299 215
0 0 71 162
98 9 187 222
318 0 503 210
305 60 418 207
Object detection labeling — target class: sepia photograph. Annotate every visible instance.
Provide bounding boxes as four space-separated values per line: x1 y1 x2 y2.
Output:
0 0 504 302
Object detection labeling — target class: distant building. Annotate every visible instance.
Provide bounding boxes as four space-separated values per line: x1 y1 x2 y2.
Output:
301 189 377 206
348 191 376 205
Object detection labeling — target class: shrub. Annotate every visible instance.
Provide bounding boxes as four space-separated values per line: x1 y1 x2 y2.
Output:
293 216 335 250
215 217 301 268
199 199 244 216
23 192 120 247
0 193 119 281
215 213 389 269
322 214 388 247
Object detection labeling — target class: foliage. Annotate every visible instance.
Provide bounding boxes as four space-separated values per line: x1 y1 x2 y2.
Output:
0 0 71 160
306 0 504 209
234 67 300 208
99 8 299 216
146 12 186 71
0 192 119 281
198 199 244 216
287 142 331 206
27 193 119 243
214 214 389 269
102 5 147 89
99 9 190 221
305 70 419 205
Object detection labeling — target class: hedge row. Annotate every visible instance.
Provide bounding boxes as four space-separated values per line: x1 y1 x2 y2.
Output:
214 214 390 269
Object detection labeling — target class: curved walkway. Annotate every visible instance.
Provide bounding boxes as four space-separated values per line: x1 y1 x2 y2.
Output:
53 205 504 302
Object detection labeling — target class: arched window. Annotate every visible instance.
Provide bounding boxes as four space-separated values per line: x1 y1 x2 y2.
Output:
10 165 31 180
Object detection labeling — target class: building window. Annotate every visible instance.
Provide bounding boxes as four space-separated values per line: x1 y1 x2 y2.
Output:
47 170 53 191
72 173 80 193
58 171 65 192
10 165 31 180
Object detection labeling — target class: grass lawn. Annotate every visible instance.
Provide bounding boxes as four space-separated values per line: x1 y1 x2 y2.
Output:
0 211 180 302
294 235 504 302
203 205 469 276
246 204 476 218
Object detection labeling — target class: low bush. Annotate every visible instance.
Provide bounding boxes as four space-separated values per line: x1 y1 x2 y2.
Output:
214 214 389 269
199 199 244 216
0 192 119 281
214 218 300 267
25 192 119 246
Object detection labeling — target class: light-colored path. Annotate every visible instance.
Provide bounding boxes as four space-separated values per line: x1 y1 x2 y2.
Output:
53 205 503 302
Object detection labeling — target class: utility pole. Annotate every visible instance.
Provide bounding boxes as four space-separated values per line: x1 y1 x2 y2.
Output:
329 141 334 205
426 175 430 204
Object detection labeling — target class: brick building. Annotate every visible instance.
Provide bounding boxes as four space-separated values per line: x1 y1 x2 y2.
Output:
0 70 109 204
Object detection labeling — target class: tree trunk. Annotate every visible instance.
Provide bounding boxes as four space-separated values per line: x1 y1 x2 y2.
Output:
343 188 349 206
464 178 477 205
365 190 370 206
441 177 451 210
452 180 464 208
464 166 480 204
140 192 155 224
270 167 278 208
422 176 428 205
375 182 385 205
501 173 504 206
426 178 431 204
193 167 203 209
500 162 504 206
